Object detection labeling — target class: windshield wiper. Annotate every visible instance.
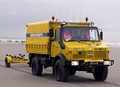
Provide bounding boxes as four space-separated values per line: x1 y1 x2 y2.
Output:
78 40 89 41
69 40 79 42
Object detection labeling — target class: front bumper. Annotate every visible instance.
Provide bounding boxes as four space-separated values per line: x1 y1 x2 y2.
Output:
65 60 114 67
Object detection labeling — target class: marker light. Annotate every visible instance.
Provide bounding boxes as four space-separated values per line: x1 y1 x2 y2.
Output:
85 17 88 22
61 21 66 25
91 22 94 26
68 51 72 54
52 16 55 21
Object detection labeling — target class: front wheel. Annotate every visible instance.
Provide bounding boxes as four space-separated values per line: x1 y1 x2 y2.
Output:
93 66 108 81
55 60 69 82
31 57 43 76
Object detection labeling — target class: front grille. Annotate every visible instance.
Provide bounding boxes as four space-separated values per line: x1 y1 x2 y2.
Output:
94 51 107 58
73 51 86 58
73 51 107 59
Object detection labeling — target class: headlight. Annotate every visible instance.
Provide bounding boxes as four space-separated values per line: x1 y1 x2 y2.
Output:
104 61 111 65
71 61 79 66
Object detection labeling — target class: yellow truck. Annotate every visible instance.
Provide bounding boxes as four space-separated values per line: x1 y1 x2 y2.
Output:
25 17 114 82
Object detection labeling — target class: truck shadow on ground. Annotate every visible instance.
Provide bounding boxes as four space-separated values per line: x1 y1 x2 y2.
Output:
7 65 107 84
41 73 97 83
6 65 109 85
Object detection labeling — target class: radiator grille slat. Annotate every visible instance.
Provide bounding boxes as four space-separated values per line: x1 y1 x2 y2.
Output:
94 51 106 58
73 51 107 59
73 51 86 58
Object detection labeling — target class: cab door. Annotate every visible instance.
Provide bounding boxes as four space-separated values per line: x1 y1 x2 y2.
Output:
51 29 61 57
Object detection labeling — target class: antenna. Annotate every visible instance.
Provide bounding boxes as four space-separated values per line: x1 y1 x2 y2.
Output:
67 0 69 22
60 0 61 21
73 8 75 22
80 0 82 21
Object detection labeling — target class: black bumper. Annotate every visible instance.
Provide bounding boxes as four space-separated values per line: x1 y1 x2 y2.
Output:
65 60 114 67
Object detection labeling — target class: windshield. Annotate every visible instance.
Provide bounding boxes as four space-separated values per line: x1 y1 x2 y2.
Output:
63 27 99 41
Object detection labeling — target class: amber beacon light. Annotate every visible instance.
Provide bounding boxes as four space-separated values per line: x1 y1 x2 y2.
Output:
52 16 55 21
85 17 88 22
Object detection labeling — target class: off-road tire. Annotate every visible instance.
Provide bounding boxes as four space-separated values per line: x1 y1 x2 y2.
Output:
55 60 69 82
31 57 43 76
93 66 108 81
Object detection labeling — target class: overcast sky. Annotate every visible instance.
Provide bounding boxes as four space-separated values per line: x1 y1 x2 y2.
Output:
0 0 120 39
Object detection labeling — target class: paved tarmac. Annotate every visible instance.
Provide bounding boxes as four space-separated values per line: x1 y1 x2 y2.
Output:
0 43 120 87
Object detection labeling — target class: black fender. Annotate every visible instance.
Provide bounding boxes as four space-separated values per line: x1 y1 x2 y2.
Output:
53 53 67 66
52 53 68 75
28 53 36 67
52 53 67 74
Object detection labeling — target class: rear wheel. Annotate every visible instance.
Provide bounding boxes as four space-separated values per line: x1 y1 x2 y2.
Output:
93 66 108 81
28 59 32 67
31 57 43 76
5 57 10 68
55 60 69 82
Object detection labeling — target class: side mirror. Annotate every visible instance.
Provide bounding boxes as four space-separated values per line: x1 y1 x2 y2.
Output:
100 31 103 40
49 28 54 37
